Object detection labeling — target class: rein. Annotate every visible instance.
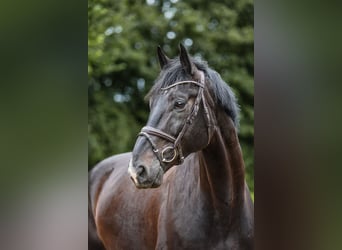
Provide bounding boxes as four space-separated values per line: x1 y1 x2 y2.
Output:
138 71 213 168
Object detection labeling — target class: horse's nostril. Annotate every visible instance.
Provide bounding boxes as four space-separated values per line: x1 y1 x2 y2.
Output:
136 165 147 178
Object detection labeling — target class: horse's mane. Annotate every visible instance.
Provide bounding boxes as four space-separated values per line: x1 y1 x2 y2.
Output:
147 56 240 127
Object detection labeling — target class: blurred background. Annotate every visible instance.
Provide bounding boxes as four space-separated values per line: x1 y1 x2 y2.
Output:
88 0 254 196
1 0 342 249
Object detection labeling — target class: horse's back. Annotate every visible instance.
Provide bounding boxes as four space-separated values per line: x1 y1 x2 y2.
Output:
88 152 132 250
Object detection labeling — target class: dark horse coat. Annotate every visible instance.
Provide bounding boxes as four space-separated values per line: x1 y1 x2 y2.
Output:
89 45 254 250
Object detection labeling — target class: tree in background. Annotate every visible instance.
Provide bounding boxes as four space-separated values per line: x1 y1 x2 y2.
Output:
88 0 254 195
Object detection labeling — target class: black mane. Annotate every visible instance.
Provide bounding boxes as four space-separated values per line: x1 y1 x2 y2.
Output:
147 56 240 127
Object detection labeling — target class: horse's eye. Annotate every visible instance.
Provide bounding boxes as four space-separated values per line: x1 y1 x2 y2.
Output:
174 100 186 109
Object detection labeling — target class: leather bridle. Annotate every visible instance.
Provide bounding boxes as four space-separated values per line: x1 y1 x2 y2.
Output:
138 71 213 168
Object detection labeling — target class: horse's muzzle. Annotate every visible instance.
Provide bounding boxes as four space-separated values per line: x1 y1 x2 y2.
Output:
128 158 163 189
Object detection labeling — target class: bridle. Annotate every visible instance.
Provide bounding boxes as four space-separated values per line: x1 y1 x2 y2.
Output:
138 71 213 169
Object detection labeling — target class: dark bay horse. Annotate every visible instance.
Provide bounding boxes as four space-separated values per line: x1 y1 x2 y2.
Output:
89 44 254 250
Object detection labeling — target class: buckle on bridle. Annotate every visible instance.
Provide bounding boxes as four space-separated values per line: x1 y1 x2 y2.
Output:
161 146 177 163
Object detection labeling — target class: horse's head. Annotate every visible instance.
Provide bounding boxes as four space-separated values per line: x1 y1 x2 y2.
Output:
128 44 215 188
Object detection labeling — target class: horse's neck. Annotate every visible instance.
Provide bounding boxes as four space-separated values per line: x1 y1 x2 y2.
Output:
198 112 246 215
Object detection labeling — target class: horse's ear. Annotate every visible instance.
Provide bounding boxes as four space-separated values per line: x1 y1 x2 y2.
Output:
179 43 195 75
157 45 170 69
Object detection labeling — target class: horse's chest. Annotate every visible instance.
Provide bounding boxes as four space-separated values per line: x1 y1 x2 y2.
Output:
156 207 234 250
156 227 239 250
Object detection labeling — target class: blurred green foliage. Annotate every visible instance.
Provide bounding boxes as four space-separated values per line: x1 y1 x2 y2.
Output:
88 0 254 193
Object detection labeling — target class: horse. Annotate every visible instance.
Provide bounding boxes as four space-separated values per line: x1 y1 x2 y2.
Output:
89 44 254 250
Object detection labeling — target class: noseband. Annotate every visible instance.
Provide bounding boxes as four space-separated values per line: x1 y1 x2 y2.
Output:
138 71 212 167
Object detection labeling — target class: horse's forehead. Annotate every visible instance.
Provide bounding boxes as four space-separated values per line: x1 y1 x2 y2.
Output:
147 97 166 126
